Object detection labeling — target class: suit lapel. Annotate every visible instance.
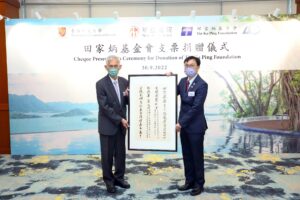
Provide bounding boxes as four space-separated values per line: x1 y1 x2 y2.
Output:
188 75 200 92
181 77 188 94
118 78 126 106
181 76 200 93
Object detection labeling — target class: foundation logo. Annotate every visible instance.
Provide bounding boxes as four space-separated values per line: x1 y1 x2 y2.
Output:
130 26 139 38
181 27 193 36
58 27 66 37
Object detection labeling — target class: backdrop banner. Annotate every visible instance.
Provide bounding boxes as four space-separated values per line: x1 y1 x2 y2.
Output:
5 15 300 155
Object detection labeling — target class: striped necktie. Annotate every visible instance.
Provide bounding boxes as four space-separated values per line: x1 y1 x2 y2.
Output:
186 80 190 92
113 80 121 104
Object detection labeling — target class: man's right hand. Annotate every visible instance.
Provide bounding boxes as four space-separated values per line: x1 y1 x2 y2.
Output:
121 118 129 129
165 71 173 76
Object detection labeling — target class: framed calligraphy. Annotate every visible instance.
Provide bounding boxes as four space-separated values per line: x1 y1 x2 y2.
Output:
128 74 177 152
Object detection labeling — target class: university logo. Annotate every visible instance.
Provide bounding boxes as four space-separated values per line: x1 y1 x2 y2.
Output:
130 26 139 38
58 27 66 37
181 27 193 36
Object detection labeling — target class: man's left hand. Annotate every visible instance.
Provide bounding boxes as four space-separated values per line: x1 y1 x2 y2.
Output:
123 88 129 96
121 118 129 129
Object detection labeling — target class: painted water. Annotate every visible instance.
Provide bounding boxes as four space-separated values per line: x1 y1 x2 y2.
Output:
10 113 300 155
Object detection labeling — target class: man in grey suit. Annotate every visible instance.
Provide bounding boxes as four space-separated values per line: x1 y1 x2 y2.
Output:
96 55 130 193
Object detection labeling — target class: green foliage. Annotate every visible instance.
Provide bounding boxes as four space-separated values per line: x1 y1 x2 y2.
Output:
219 90 234 118
219 71 283 118
290 71 300 96
281 70 300 131
265 14 300 21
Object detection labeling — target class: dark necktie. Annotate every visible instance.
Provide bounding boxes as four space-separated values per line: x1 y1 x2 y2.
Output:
186 80 190 92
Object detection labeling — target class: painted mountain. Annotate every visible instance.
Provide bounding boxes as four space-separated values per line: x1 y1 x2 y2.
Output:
9 94 56 113
9 94 97 113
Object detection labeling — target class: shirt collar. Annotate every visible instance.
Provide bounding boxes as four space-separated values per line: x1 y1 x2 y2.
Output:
187 74 197 86
109 76 118 83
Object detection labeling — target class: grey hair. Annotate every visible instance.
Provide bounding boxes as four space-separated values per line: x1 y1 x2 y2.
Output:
106 55 120 65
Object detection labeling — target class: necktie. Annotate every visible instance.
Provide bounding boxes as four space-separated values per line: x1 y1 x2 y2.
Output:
186 80 190 92
113 80 121 104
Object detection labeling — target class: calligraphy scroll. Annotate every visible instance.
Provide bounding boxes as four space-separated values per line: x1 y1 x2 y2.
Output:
128 74 177 151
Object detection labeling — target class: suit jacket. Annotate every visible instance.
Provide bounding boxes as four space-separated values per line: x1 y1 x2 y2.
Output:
96 75 129 136
178 75 208 134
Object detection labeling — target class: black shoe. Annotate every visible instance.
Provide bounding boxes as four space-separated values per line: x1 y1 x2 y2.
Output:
106 184 116 194
190 186 203 196
115 179 130 189
177 182 194 191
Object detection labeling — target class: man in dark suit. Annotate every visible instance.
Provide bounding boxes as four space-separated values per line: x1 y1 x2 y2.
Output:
176 56 208 196
96 55 130 193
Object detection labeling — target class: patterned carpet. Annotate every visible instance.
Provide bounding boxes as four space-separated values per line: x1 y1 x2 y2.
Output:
0 153 300 200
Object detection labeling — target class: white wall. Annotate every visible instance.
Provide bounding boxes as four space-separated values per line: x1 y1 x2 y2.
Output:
21 0 297 18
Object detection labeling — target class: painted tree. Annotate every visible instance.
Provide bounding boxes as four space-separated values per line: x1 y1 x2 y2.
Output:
281 71 300 131
215 71 282 118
